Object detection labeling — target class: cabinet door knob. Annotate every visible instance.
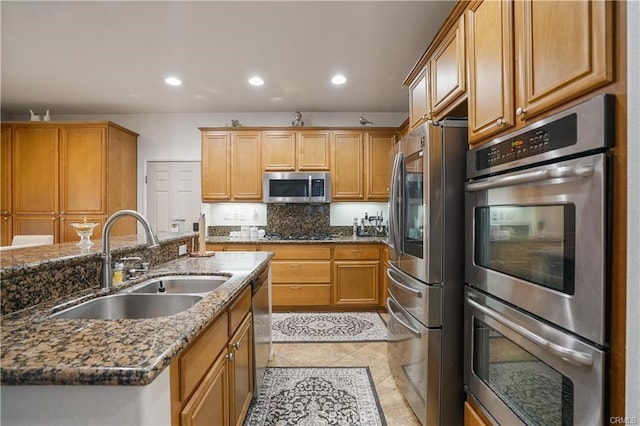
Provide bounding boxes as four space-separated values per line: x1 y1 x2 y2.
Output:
51 212 56 215
516 107 527 117
233 342 241 350
495 118 506 127
226 352 234 361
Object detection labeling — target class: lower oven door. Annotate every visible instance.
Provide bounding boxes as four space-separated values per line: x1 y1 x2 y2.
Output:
464 287 606 426
387 295 441 426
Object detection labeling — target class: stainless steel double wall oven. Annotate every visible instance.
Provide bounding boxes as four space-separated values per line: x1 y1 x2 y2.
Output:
464 94 614 425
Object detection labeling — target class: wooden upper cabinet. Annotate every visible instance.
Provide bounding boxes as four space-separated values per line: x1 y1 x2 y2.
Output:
466 0 515 144
202 132 232 201
59 127 107 215
201 130 262 202
262 130 330 171
514 0 613 121
409 66 430 129
365 131 395 200
430 14 466 118
231 132 262 201
331 131 364 200
297 130 330 171
12 126 59 215
263 131 296 171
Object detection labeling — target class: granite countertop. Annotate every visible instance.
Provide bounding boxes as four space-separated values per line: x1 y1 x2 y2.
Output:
0 231 198 272
206 235 388 245
0 251 272 386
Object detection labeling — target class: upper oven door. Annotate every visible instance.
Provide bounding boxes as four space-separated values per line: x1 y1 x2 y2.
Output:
465 153 609 345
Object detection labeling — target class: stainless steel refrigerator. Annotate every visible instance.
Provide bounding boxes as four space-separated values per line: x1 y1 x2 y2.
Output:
387 119 467 426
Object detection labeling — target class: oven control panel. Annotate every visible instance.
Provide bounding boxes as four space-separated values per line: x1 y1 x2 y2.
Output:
476 114 577 170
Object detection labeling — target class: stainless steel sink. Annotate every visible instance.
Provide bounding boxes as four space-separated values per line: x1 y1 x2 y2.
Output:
125 275 229 294
49 293 203 320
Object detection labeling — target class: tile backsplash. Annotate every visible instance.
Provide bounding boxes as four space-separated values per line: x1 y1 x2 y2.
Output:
208 202 388 237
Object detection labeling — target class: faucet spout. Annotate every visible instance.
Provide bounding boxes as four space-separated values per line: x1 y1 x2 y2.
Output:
101 210 160 289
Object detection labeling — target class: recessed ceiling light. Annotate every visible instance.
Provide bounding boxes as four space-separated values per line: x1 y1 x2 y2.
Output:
249 76 264 86
164 76 182 86
331 74 347 85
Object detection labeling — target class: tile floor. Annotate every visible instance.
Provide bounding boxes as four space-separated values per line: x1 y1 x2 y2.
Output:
268 340 421 426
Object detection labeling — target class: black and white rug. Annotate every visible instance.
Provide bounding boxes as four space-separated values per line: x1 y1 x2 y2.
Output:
244 367 387 426
272 312 387 343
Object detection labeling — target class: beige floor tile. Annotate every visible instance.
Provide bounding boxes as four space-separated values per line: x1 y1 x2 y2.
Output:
376 375 422 426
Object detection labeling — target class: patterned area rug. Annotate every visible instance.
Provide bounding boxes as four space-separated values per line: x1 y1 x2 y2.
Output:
272 312 387 343
244 367 387 426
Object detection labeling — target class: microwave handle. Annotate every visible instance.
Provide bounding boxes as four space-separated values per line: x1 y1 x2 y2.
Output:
466 293 594 367
465 164 595 192
308 175 312 201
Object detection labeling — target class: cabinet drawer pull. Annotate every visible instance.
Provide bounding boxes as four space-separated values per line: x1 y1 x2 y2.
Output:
290 263 301 267
351 250 363 253
289 286 302 290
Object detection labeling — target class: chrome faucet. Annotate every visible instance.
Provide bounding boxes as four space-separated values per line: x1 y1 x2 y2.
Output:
101 210 160 289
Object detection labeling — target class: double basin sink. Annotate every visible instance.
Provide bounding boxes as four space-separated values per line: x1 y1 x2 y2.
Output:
50 276 229 320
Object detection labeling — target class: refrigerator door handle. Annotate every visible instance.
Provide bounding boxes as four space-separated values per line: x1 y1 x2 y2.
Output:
389 152 404 256
387 297 423 338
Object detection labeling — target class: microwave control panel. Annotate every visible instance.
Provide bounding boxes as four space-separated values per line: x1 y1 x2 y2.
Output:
476 114 577 170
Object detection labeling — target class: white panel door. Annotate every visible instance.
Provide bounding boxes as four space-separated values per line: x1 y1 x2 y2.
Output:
147 161 201 233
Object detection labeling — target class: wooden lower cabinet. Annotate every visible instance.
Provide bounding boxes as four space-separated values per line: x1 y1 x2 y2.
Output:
333 261 379 306
171 287 253 426
229 314 254 426
464 400 491 426
208 242 386 310
181 349 229 426
333 245 381 306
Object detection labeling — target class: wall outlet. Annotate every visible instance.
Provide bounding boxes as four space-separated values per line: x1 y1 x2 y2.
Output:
178 244 187 255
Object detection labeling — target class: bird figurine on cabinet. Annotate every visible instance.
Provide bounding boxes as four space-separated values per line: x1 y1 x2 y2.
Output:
359 117 373 126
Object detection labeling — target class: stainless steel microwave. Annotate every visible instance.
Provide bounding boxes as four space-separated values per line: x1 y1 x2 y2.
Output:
262 172 331 203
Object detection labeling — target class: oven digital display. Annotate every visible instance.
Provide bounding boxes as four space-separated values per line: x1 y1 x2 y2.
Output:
476 114 578 170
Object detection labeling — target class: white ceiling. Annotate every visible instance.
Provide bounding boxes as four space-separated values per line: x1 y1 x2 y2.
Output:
0 1 454 116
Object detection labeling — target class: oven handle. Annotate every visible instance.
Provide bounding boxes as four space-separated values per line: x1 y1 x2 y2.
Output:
387 267 423 298
465 164 595 192
466 294 594 367
387 297 423 338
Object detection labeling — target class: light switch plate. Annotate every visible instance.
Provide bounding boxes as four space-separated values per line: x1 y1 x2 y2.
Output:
178 244 187 255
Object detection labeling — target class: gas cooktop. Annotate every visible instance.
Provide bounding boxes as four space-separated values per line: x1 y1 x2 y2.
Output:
264 233 333 241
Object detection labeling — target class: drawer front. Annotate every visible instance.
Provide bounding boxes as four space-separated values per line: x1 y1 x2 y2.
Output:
334 245 380 260
261 244 331 260
229 287 251 335
271 261 331 283
180 311 229 402
272 284 331 306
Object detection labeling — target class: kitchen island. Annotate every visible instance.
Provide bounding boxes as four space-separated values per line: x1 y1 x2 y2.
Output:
1 236 272 425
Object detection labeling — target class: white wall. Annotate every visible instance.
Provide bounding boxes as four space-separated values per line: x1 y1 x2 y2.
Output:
626 0 639 419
